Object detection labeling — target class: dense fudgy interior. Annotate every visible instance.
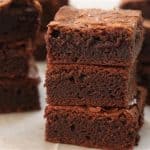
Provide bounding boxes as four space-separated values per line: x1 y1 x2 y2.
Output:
45 87 144 150
46 21 143 66
0 77 40 113
46 64 137 107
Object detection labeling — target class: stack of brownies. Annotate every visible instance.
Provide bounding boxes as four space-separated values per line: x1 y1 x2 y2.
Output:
34 0 68 61
45 6 145 149
0 0 41 113
120 0 150 104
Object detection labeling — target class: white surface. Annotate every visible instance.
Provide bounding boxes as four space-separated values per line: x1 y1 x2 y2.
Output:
0 0 149 150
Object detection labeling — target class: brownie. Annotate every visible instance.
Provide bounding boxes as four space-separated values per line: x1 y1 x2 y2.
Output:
38 0 68 30
139 20 150 64
120 0 150 19
46 64 137 108
0 40 33 78
34 31 46 61
34 0 68 61
0 65 40 113
45 87 146 150
0 0 42 42
46 6 144 67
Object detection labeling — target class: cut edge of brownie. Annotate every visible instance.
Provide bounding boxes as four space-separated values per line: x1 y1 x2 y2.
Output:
46 6 144 67
45 86 146 150
46 64 137 108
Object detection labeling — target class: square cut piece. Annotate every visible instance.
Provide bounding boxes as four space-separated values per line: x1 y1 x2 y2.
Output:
46 6 144 67
120 0 150 19
0 40 32 78
45 87 146 150
0 0 41 42
0 65 40 113
46 64 137 108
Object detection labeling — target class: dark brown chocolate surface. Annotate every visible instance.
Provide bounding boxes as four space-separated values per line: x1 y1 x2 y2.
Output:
46 6 144 67
46 64 137 108
0 0 41 42
139 20 150 63
0 67 40 113
120 0 150 19
38 0 68 30
34 31 46 61
45 87 146 150
0 40 33 77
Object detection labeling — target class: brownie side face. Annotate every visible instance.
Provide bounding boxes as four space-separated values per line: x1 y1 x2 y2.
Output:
46 6 144 67
0 0 41 42
0 41 33 78
0 76 40 113
46 64 137 108
120 0 150 19
45 88 145 150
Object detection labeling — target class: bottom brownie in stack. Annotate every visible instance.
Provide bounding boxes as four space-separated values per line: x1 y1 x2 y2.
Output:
0 65 40 113
45 87 146 150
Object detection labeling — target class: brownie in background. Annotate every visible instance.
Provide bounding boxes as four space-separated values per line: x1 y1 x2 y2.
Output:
0 0 41 42
120 0 150 19
0 67 40 113
0 0 41 113
34 0 68 61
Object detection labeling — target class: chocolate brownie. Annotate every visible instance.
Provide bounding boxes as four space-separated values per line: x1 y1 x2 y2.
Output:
46 64 137 108
139 20 150 63
0 65 40 113
45 87 146 150
0 40 33 78
46 6 144 67
38 0 68 30
34 31 46 61
34 0 68 61
0 0 42 42
120 0 150 19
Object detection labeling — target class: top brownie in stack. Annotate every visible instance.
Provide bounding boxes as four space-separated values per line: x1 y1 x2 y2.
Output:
120 0 150 19
46 6 144 67
0 0 41 42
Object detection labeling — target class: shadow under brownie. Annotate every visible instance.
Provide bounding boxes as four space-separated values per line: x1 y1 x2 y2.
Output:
45 87 146 150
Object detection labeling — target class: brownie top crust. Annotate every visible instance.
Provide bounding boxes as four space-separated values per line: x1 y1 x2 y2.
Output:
0 0 42 12
49 6 142 30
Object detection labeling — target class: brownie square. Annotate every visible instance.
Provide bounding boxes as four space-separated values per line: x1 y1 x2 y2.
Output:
120 0 150 19
45 87 146 150
0 65 40 113
46 6 144 67
0 40 32 78
39 0 68 30
0 0 41 42
46 64 137 108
